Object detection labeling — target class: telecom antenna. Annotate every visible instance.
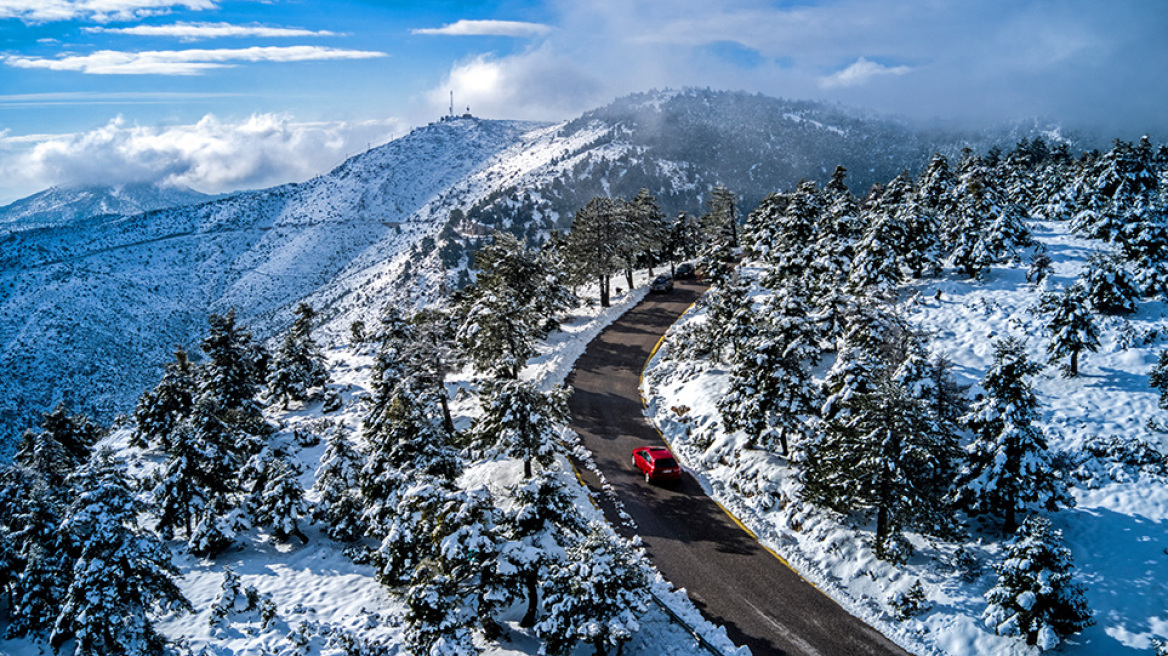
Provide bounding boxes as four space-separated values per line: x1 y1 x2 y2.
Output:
449 90 454 118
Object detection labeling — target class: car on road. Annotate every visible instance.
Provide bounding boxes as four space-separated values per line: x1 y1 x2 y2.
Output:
649 274 674 293
674 262 695 279
632 446 682 483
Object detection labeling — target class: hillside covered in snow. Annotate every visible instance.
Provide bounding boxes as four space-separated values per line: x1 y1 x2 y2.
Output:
0 89 1063 451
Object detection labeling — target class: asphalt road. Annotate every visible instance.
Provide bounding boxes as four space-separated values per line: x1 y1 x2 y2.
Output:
565 280 912 656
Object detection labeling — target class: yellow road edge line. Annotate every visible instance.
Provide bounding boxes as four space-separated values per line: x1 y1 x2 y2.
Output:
638 291 831 598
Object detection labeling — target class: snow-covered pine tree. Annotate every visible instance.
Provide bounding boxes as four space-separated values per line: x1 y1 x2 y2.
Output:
701 185 740 250
133 345 195 449
248 450 309 544
808 166 862 293
312 424 367 543
1080 252 1139 315
850 173 914 292
456 286 540 380
750 181 824 285
498 473 590 628
1071 138 1159 243
946 171 1031 280
917 153 959 245
802 375 959 562
1150 349 1168 409
953 337 1073 533
631 188 670 276
719 288 821 456
401 566 478 656
982 515 1093 650
154 395 248 556
51 449 192 655
360 385 460 550
470 380 570 479
0 463 70 639
536 524 649 656
564 196 624 307
198 309 268 434
15 403 101 477
266 303 330 410
699 269 756 363
1039 285 1100 377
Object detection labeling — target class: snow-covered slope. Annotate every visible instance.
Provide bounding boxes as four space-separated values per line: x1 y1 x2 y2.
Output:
0 117 543 450
0 182 214 232
0 89 1062 454
642 220 1168 655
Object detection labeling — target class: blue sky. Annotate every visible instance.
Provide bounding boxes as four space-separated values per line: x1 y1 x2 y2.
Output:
1 0 1166 204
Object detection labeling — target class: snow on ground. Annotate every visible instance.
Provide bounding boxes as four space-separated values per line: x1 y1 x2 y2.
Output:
0 268 739 656
642 220 1168 656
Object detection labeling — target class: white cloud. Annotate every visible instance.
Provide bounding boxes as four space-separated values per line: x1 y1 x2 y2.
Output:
0 113 407 200
84 21 339 41
3 45 387 75
428 49 606 121
819 57 912 88
412 19 552 38
0 0 216 23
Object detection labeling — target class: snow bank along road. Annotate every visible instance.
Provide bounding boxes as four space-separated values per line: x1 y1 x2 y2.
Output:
566 281 911 656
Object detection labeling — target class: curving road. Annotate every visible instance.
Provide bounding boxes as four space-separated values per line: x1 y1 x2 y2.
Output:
565 281 912 656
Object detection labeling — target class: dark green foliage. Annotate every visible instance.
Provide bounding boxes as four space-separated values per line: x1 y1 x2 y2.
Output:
535 525 649 656
133 346 195 449
1150 349 1168 409
982 516 1093 650
953 338 1072 533
719 288 821 456
51 450 192 655
1081 253 1139 315
266 303 330 410
470 380 570 479
313 425 367 543
1038 285 1100 377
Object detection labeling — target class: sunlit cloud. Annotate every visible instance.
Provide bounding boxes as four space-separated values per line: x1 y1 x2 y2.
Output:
3 45 387 75
0 0 216 23
429 49 605 121
84 21 339 41
412 19 552 38
0 113 407 199
819 57 912 88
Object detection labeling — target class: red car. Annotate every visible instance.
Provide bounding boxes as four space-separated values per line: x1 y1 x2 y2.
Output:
632 446 682 483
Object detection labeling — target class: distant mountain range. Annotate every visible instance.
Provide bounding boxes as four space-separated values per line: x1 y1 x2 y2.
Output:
0 89 1067 453
0 182 214 232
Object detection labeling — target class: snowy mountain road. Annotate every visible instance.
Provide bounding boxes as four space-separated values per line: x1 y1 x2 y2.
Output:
565 281 912 656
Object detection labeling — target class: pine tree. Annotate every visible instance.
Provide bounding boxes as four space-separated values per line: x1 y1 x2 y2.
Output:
471 380 570 479
565 196 624 307
248 451 309 544
701 185 740 250
498 473 589 628
1039 285 1100 377
15 403 102 477
982 515 1093 650
198 309 267 433
536 525 649 656
456 287 540 380
631 188 670 276
850 174 914 292
802 376 959 562
266 303 330 410
1080 252 1139 315
953 337 1072 533
401 566 478 656
1149 349 1168 409
719 288 821 456
133 346 196 449
0 463 70 639
312 424 367 543
51 450 192 655
747 182 823 284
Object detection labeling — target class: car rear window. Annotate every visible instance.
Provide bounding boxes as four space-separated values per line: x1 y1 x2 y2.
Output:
655 458 678 468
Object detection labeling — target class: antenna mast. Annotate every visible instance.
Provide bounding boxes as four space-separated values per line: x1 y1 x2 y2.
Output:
449 90 454 118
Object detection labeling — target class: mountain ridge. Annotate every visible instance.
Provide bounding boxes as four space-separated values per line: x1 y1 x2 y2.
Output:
0 89 1066 451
